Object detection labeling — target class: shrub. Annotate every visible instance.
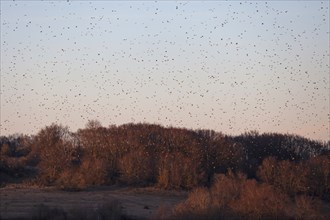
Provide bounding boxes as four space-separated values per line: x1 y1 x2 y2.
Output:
56 168 87 191
210 171 245 207
172 171 328 220
230 180 289 219
173 172 244 219
294 195 327 219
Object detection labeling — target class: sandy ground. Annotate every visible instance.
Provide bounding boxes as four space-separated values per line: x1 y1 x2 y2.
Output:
0 185 187 219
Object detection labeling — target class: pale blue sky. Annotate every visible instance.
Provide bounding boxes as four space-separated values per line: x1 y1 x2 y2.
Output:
1 1 329 141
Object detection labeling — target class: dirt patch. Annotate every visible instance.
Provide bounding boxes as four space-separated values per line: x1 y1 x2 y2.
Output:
0 185 187 219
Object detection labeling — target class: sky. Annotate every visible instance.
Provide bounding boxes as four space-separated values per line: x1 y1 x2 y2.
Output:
0 1 329 141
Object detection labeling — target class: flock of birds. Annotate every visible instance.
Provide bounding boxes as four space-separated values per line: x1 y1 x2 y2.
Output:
1 1 329 141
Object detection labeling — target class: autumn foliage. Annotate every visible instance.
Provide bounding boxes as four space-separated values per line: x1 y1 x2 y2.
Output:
0 121 329 218
257 155 330 200
172 171 328 220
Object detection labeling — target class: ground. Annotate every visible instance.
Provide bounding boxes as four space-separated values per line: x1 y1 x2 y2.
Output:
0 185 187 219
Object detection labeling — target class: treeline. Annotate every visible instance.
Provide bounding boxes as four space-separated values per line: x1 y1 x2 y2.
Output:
0 121 329 200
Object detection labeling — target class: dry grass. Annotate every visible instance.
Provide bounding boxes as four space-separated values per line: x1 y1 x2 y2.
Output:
31 201 131 220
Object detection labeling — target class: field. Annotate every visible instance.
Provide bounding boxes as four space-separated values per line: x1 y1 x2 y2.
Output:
0 185 187 219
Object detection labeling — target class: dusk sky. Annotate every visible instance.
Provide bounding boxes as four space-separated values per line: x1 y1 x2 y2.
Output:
1 1 329 141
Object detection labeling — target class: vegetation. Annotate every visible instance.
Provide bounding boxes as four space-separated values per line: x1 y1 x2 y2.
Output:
171 171 328 220
1 121 329 218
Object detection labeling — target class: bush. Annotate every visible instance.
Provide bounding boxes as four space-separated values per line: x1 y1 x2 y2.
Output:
172 171 329 220
173 172 245 219
293 195 328 219
56 168 87 191
230 180 289 219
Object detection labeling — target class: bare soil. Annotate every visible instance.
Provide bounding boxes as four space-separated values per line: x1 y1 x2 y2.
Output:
0 185 187 219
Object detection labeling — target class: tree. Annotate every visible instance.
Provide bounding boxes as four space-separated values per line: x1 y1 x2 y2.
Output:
306 154 330 200
257 157 277 184
35 124 75 184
